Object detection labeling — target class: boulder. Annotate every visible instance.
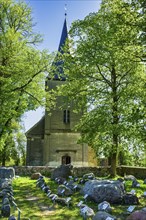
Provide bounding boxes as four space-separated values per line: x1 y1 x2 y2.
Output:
93 211 117 220
55 177 66 184
0 179 12 190
132 179 140 188
57 185 73 196
51 164 73 180
0 167 15 179
98 201 112 212
8 216 17 220
1 204 11 217
126 209 146 220
31 172 42 180
123 193 139 205
82 179 125 204
83 173 95 180
124 175 136 181
80 204 95 219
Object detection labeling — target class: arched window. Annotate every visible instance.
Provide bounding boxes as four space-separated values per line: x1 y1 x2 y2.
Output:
63 110 70 123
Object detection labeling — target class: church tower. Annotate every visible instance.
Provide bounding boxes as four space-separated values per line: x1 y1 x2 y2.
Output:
26 16 89 167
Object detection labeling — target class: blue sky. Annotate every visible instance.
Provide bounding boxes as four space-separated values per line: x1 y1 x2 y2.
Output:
23 0 101 131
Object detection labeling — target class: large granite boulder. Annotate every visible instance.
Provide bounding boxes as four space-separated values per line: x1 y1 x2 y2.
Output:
82 179 125 204
0 167 15 179
126 208 146 220
93 211 117 220
51 164 73 180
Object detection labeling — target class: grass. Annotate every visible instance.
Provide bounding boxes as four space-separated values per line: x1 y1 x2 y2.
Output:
0 176 146 220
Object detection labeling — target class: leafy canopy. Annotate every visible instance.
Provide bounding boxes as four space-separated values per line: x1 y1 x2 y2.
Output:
0 0 52 148
56 0 146 174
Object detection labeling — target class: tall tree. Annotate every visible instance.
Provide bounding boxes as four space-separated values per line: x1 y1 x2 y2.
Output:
57 0 146 176
0 0 52 148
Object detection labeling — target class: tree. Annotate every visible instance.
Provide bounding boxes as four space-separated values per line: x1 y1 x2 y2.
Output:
0 0 52 148
57 0 146 176
0 119 26 166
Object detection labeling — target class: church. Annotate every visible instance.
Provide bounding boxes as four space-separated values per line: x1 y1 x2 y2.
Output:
26 16 96 167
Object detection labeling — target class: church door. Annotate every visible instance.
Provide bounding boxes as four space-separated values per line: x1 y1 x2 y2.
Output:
62 156 71 165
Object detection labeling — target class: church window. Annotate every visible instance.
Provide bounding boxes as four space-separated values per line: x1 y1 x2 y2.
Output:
63 110 70 123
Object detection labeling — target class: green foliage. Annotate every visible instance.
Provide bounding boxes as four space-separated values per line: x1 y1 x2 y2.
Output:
0 121 26 166
0 0 52 149
56 0 146 176
1 176 145 220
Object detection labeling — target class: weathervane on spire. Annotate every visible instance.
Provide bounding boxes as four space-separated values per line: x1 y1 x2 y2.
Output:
64 4 67 17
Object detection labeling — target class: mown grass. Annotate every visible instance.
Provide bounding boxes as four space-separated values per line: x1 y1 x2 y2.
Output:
1 176 146 220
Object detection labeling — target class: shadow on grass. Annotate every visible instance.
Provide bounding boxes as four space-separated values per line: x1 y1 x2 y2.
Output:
0 176 145 220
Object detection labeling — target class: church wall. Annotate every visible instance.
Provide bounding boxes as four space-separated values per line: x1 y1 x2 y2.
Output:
43 79 88 166
26 137 43 166
26 117 45 137
43 132 88 167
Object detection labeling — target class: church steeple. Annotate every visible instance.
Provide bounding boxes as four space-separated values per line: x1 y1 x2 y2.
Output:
58 17 68 53
52 15 68 81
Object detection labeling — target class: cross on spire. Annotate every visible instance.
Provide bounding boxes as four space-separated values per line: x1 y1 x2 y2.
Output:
65 4 67 17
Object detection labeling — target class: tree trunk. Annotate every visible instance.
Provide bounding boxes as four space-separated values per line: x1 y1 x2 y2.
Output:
1 150 6 166
110 65 119 177
110 152 117 177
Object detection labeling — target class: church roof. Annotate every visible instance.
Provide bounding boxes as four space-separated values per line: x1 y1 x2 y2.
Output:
53 16 68 81
25 116 45 136
58 17 68 53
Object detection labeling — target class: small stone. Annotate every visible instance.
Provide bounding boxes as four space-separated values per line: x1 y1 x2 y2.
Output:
98 201 112 212
123 193 139 205
8 216 17 220
31 172 42 180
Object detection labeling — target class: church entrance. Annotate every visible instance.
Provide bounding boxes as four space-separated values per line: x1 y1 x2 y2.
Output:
62 155 71 165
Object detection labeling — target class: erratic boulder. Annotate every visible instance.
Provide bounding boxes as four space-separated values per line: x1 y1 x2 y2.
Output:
82 179 125 204
51 164 73 180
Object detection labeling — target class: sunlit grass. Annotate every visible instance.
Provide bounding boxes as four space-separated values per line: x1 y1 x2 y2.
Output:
1 176 146 220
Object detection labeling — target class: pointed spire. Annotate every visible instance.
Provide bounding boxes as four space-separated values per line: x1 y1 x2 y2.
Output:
58 13 68 53
51 12 68 81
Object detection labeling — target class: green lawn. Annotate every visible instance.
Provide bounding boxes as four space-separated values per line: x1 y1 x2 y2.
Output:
1 176 146 220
